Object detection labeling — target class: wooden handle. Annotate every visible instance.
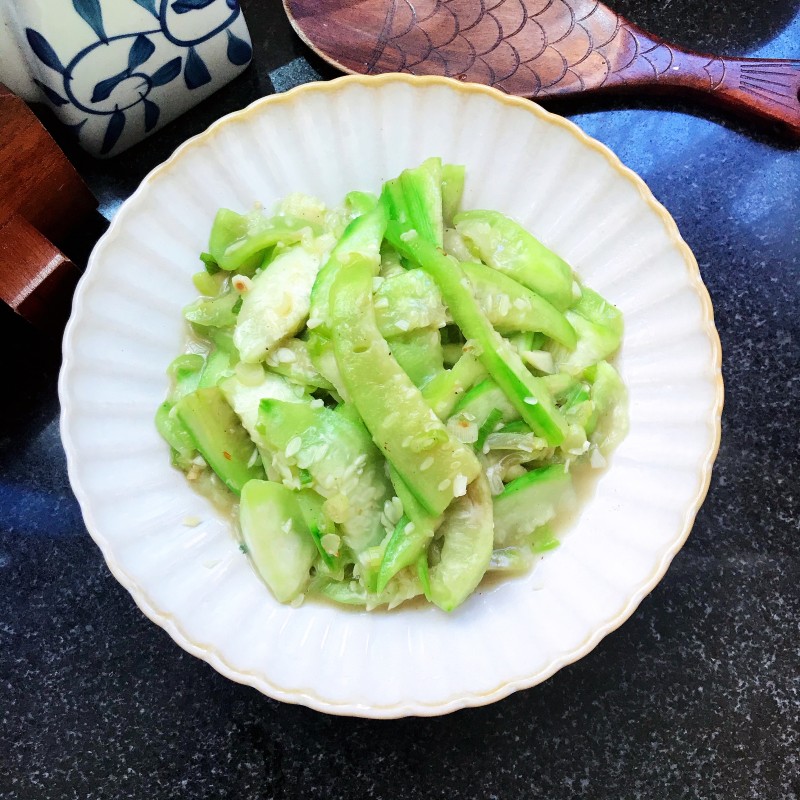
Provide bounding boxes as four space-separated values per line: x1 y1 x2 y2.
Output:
0 213 80 334
0 82 96 333
579 16 800 137
651 51 800 136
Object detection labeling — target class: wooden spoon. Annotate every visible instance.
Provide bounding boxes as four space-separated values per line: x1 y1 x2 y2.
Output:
284 0 800 136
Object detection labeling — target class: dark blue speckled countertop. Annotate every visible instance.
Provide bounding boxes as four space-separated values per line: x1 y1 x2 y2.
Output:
1 1 798 797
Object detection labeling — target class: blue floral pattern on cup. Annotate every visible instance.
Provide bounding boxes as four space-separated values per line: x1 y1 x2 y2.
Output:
24 0 252 155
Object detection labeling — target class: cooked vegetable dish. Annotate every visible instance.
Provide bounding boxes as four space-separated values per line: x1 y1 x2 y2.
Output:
156 158 627 611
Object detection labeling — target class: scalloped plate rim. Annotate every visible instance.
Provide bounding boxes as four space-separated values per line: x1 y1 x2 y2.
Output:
59 73 723 718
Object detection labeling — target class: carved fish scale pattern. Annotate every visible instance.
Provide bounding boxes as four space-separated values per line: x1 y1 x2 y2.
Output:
364 0 680 96
360 0 800 102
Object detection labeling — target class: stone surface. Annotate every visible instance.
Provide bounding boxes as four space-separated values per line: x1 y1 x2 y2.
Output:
1 1 798 798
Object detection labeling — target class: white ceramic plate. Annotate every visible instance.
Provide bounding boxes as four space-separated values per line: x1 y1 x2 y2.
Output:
60 75 722 718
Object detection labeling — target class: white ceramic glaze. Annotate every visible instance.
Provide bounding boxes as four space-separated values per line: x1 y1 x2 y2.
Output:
59 75 723 717
0 0 251 157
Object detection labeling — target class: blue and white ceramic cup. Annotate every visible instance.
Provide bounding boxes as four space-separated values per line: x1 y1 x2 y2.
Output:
0 0 252 157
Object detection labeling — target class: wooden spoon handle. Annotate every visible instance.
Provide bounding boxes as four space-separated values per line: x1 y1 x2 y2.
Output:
576 16 800 136
647 50 800 136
